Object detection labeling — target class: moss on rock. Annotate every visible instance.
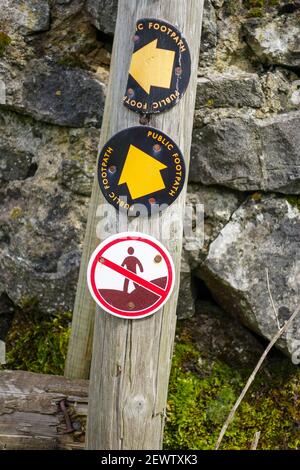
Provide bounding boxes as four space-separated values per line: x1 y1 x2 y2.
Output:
0 31 11 57
286 196 300 211
164 328 300 450
10 207 23 220
243 0 281 16
247 7 264 17
243 0 279 8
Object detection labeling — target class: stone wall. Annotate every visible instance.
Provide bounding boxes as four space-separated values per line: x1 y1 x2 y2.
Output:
0 0 299 363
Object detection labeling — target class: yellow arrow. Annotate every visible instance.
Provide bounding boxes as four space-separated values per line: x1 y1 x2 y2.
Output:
118 144 167 200
129 39 175 94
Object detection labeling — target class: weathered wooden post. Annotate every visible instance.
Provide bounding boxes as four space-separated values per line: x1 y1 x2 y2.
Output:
65 0 204 449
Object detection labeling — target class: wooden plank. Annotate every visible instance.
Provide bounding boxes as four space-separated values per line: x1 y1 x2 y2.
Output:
78 0 204 450
0 370 88 450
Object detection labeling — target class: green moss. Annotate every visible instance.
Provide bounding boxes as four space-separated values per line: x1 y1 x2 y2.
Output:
250 191 262 201
57 55 89 70
227 0 279 17
243 0 280 14
206 98 214 107
19 295 39 311
10 207 23 220
0 31 11 57
164 333 300 450
226 0 243 16
247 7 263 17
5 310 71 375
244 0 264 7
286 196 300 211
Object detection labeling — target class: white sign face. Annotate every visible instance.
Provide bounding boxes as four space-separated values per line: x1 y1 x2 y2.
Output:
87 232 175 319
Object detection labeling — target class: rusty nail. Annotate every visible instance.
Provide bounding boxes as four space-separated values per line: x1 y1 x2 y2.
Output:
153 144 161 152
175 66 182 76
59 399 74 434
128 302 135 309
149 197 156 205
154 255 162 263
127 88 134 97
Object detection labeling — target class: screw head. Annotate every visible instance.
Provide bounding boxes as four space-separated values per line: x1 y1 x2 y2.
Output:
72 421 81 431
109 165 116 174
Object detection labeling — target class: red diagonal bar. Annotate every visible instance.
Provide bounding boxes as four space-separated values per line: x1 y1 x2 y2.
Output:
98 256 166 298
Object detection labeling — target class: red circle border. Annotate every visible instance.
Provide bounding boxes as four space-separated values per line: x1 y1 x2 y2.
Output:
89 235 174 318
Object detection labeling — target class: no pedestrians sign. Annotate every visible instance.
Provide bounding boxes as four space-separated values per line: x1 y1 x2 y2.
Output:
87 232 175 319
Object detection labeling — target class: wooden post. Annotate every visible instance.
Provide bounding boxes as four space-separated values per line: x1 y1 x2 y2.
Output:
65 0 203 449
64 3 204 382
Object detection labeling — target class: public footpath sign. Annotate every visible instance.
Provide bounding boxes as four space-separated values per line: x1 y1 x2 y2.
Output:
124 18 191 114
87 232 175 319
98 126 185 215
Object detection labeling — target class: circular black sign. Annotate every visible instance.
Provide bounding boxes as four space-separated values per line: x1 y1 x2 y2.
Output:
123 18 191 114
98 126 186 216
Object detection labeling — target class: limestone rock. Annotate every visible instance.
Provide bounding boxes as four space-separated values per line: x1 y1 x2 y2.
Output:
244 15 300 70
177 271 196 320
290 79 300 108
200 195 300 359
260 69 300 114
184 185 244 268
1 60 105 127
0 109 98 315
52 0 85 20
85 0 118 35
0 0 50 36
22 60 105 127
199 0 218 66
184 300 265 368
0 148 34 183
178 184 244 320
0 294 14 341
33 0 107 73
190 110 300 194
0 79 5 105
196 71 264 109
211 0 224 8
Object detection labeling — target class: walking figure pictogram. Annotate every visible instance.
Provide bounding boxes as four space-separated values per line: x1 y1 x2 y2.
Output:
121 247 144 293
87 232 175 319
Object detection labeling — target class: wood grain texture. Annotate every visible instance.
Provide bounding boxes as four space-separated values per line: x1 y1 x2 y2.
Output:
79 0 204 450
0 370 88 450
